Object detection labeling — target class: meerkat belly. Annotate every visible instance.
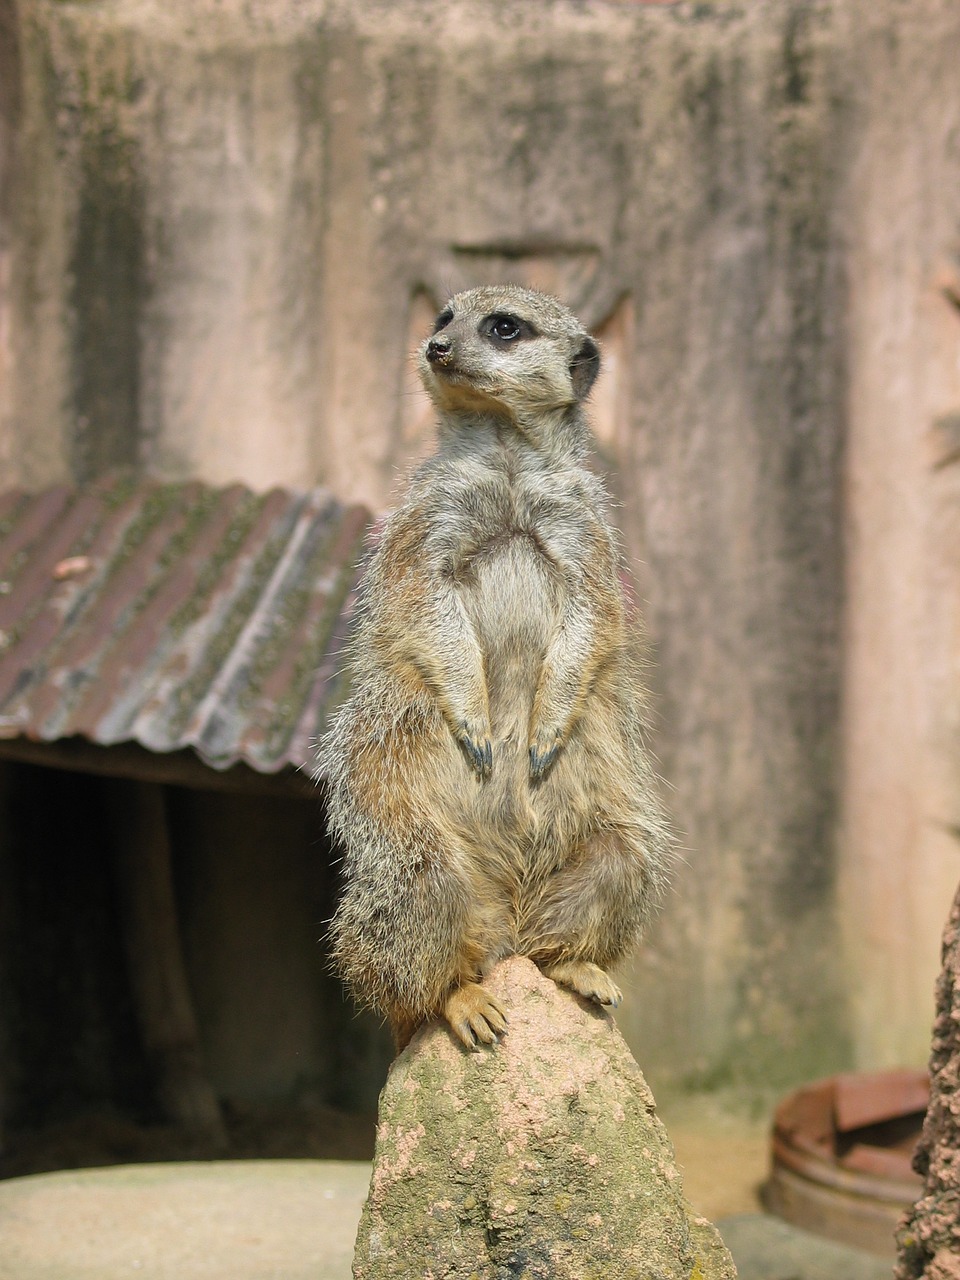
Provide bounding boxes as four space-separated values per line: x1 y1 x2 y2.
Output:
462 537 558 738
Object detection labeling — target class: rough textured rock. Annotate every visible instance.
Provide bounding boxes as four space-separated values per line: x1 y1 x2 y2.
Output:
896 881 960 1280
353 956 736 1280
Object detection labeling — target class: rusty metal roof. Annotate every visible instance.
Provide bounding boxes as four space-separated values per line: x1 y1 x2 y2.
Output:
0 474 371 775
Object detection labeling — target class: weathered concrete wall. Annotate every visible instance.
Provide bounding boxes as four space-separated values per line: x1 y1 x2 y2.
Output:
836 0 960 1070
0 0 22 486
1 0 957 1100
2 1 328 487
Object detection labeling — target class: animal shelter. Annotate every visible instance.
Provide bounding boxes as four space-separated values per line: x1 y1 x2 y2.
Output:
0 477 393 1161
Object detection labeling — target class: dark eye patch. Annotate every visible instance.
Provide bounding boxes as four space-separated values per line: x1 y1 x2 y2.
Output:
433 307 454 334
480 312 538 344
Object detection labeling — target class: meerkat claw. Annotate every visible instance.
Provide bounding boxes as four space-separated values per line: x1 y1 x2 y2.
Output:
456 1022 480 1050
456 724 493 778
542 960 623 1009
529 739 560 780
444 983 508 1049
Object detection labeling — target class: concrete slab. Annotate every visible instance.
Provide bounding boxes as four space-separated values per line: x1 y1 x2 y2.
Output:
0 1150 899 1280
719 1213 895 1280
0 1160 371 1280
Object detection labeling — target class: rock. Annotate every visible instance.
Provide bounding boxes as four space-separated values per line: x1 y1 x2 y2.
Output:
896 881 960 1280
353 956 736 1279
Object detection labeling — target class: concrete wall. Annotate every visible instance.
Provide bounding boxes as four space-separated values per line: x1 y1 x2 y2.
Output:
1 0 958 1100
836 0 960 1069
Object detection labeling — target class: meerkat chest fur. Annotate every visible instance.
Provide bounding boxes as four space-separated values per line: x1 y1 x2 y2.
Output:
422 449 605 741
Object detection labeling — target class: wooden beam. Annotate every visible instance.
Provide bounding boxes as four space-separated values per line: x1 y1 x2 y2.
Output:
0 736 318 799
105 778 226 1138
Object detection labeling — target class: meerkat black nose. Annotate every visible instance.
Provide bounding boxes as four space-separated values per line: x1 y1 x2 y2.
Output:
426 336 452 364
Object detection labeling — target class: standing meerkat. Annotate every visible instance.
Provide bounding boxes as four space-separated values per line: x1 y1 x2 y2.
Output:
318 285 673 1051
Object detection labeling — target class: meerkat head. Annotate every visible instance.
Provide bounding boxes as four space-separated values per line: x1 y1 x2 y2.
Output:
417 285 600 443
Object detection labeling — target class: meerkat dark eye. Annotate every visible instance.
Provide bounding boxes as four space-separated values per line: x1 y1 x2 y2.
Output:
491 316 521 341
481 313 537 344
433 307 454 334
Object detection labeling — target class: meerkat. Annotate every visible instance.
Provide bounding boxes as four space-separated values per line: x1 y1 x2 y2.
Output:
318 284 673 1051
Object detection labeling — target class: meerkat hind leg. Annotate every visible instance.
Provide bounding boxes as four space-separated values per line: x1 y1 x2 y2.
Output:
540 959 623 1008
443 982 508 1050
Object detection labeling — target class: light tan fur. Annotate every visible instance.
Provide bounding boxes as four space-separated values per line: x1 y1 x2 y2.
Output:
318 285 673 1051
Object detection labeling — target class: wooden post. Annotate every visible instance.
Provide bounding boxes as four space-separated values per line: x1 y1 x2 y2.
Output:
0 761 9 1156
106 778 225 1138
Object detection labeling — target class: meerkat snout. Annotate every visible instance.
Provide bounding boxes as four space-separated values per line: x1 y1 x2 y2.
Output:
425 334 453 365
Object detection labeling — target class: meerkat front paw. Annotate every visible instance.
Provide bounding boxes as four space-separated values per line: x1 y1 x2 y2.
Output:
528 726 563 780
456 719 493 778
541 960 622 1008
443 982 508 1050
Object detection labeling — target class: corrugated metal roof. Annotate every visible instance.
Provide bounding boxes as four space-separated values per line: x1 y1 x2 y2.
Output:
0 474 371 774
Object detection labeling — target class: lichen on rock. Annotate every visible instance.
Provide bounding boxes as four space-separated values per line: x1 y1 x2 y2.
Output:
352 956 737 1279
896 881 960 1280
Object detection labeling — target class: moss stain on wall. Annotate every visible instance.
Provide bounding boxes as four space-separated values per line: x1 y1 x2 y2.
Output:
69 118 145 481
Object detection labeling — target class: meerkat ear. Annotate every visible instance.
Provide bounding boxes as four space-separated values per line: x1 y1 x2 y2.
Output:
570 337 601 400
